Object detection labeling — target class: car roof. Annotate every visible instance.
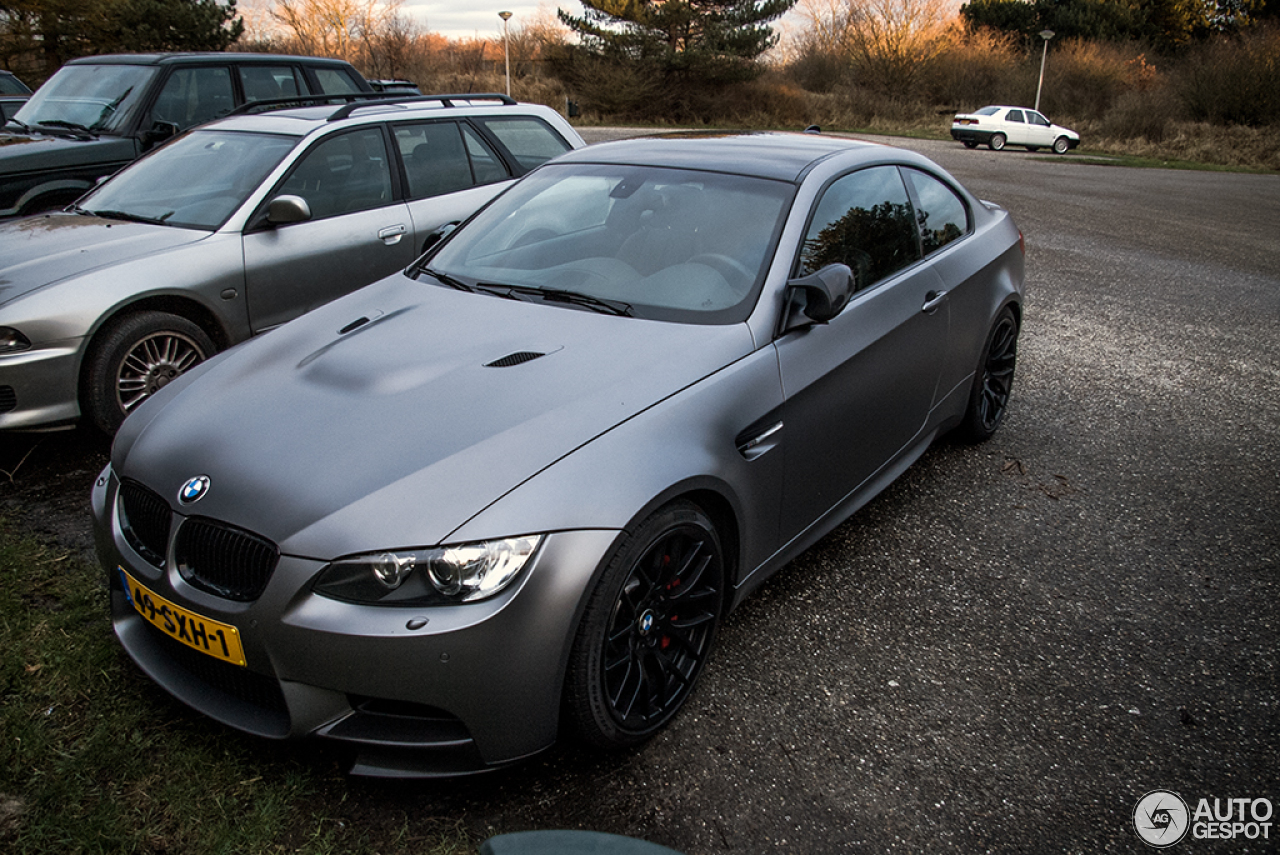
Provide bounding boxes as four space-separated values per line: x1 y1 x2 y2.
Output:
65 52 359 68
553 132 885 183
204 95 549 135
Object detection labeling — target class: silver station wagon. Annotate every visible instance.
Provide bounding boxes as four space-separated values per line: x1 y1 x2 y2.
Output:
0 94 582 433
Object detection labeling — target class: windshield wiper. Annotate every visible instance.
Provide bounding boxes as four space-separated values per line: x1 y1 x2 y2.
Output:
33 119 98 138
474 283 632 317
419 267 476 292
84 209 171 226
3 118 33 134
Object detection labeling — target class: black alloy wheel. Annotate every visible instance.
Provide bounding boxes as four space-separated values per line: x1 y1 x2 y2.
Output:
566 501 724 748
958 306 1019 442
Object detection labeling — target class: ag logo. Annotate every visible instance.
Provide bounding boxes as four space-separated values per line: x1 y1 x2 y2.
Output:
1134 790 1189 848
178 475 210 505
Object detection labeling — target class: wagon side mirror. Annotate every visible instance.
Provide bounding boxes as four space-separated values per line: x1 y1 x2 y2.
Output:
266 194 312 226
782 263 854 332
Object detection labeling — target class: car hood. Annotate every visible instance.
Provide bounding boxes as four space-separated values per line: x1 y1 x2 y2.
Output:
0 130 135 169
115 274 756 558
0 214 207 305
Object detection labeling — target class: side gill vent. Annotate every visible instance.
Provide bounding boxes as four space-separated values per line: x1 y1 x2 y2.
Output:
485 351 545 368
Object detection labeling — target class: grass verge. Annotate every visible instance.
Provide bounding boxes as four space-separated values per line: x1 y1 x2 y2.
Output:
0 520 473 854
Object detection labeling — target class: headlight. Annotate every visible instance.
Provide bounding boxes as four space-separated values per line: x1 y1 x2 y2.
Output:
0 327 31 354
313 535 543 605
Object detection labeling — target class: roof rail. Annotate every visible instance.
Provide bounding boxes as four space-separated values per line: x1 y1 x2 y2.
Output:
224 92 387 118
324 93 518 122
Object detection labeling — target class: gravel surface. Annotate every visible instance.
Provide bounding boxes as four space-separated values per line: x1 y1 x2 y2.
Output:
1 131 1276 853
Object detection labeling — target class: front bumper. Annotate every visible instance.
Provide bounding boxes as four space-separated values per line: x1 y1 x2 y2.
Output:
0 340 83 429
92 463 620 777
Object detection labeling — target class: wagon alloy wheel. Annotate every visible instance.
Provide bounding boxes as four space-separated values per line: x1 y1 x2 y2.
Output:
84 310 216 435
958 307 1019 442
567 502 724 748
989 133 1007 151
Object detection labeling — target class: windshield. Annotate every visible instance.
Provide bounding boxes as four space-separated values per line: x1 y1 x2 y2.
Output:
423 163 793 324
81 129 300 230
13 64 156 134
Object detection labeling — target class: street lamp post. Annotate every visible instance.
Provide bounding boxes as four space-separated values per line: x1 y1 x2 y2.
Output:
1035 29 1055 112
499 11 513 97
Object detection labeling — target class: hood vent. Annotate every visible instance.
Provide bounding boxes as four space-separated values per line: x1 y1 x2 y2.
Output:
485 351 545 368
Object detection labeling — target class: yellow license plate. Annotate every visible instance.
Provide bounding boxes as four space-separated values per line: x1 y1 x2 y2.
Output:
119 567 247 667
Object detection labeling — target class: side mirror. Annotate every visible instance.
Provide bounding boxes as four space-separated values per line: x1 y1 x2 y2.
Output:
421 220 459 253
782 263 854 332
266 194 312 226
144 120 179 147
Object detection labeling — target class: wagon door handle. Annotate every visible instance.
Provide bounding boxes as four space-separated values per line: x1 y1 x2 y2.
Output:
922 289 948 313
378 224 407 245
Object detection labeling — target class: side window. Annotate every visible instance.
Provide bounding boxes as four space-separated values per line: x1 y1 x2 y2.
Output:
902 168 970 255
312 67 364 95
1027 111 1050 127
279 127 393 219
473 116 572 171
461 124 508 184
1006 109 1025 123
150 67 234 131
239 65 303 103
394 121 476 199
798 165 921 290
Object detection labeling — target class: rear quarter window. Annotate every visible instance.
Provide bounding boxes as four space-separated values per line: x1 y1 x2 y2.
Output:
473 116 573 171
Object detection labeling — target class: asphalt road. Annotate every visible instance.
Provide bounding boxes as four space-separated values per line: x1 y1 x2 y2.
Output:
1 131 1277 853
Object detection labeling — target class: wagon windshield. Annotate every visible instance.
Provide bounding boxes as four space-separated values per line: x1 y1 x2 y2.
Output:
422 162 793 324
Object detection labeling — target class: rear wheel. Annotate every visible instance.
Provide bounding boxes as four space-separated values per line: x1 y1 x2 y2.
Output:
989 133 1006 151
962 140 978 149
565 501 725 749
1052 136 1070 154
957 306 1019 443
83 311 216 435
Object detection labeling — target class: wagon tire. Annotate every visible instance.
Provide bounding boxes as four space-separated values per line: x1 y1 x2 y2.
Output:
957 306 1019 443
83 310 216 435
565 501 725 749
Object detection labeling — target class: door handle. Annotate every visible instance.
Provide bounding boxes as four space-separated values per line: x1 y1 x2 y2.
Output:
922 289 948 313
378 224 407 245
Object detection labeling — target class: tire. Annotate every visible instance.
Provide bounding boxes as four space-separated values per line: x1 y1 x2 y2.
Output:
1025 146 1040 152
565 501 725 749
962 141 978 149
83 311 216 435
1052 136 1070 155
957 306 1019 443
989 133 1006 151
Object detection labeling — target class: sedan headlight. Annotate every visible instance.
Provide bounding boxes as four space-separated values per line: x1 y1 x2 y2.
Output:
313 535 542 605
0 327 31 354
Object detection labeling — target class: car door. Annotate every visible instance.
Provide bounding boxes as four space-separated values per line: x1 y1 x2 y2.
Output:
1023 110 1056 147
391 119 517 253
1001 109 1029 145
242 125 414 333
773 165 948 542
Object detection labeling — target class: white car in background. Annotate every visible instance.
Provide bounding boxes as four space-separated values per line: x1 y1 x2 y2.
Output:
951 105 1079 154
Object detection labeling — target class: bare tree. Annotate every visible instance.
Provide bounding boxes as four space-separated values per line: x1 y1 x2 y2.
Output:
267 0 399 62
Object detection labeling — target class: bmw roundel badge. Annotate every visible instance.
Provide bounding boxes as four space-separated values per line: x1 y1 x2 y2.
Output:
178 475 210 504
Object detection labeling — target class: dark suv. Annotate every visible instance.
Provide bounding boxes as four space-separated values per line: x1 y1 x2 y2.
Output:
0 70 32 124
0 52 372 218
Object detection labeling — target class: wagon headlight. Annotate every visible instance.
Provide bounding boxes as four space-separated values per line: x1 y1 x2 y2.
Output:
313 535 542 605
0 327 31 354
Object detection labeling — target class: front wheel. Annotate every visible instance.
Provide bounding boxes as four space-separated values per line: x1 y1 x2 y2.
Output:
1052 136 1071 154
565 501 725 749
989 133 1006 151
956 306 1019 443
83 311 216 435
